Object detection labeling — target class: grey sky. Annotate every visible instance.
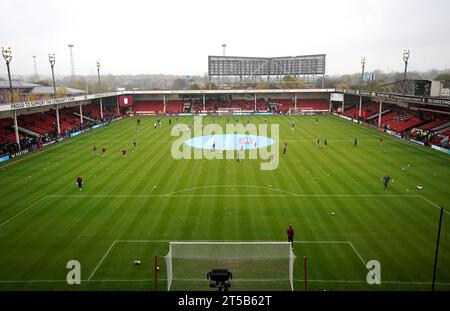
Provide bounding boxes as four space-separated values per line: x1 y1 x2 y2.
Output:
1 0 449 77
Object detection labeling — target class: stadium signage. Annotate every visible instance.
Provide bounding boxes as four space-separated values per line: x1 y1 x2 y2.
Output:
386 130 403 139
4 92 123 112
10 97 72 110
10 149 29 158
70 131 82 138
410 139 425 146
342 90 450 107
431 144 450 154
0 155 10 163
42 140 56 147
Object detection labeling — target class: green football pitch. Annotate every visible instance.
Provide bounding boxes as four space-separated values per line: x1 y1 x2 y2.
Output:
0 115 449 291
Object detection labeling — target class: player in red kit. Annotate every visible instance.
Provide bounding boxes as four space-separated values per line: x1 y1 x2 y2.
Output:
287 225 295 249
76 176 83 190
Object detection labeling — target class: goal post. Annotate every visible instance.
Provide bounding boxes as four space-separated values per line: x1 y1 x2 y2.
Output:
164 241 296 291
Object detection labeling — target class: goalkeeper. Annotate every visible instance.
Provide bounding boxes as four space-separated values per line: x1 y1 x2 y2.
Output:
287 225 295 247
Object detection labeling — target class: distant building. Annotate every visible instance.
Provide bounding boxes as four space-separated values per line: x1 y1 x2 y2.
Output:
30 86 87 97
0 80 86 104
0 80 41 103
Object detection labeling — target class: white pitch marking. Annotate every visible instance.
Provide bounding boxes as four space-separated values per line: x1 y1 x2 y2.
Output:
87 240 117 281
0 196 47 229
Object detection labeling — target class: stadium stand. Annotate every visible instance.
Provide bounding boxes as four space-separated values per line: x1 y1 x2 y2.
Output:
133 101 164 114
166 101 184 114
18 112 57 135
420 118 447 131
0 118 17 145
297 99 329 111
269 99 293 112
386 116 423 133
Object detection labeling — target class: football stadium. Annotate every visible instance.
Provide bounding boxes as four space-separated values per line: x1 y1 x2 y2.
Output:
0 0 449 299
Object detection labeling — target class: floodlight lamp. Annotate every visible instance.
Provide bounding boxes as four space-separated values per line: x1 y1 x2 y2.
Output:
48 53 56 66
403 49 410 62
2 46 12 63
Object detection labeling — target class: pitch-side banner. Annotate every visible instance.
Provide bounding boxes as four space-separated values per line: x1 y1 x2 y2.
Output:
119 95 133 107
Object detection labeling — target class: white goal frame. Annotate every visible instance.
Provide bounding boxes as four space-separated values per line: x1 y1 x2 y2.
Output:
164 241 296 291
217 107 242 115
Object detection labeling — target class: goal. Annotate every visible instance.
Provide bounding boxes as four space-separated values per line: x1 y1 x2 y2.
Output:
164 241 296 291
288 107 312 115
218 108 242 115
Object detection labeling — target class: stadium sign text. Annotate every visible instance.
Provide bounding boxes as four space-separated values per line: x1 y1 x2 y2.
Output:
342 90 450 107
9 149 29 158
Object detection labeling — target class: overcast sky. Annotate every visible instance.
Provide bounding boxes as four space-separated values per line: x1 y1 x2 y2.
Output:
1 0 449 77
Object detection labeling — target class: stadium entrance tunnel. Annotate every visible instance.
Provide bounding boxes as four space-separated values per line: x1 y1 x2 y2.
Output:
185 134 273 151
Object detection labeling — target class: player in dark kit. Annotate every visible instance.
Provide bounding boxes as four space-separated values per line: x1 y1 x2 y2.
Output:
102 147 106 156
122 149 127 157
76 176 83 190
132 141 137 151
324 138 328 147
93 145 97 156
287 225 295 248
354 138 358 147
136 119 141 133
379 136 384 145
383 174 392 191
283 142 287 156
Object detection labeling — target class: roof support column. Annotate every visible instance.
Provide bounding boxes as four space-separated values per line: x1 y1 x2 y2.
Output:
99 98 103 120
163 95 166 114
358 94 362 120
79 101 84 124
378 100 382 128
13 109 21 151
55 104 61 135
294 93 297 110
203 94 205 112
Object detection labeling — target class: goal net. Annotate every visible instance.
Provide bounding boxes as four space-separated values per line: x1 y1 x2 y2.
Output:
218 108 242 115
164 241 296 291
288 107 312 115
